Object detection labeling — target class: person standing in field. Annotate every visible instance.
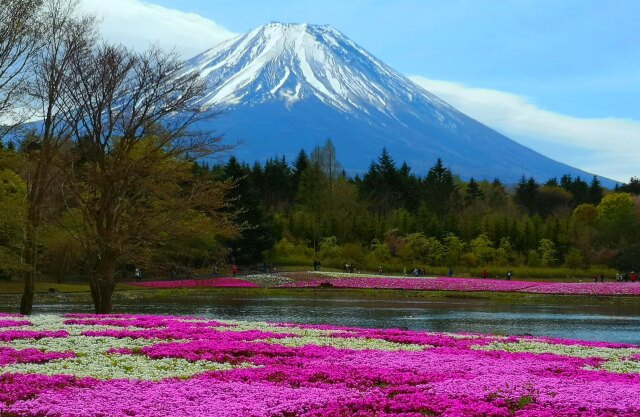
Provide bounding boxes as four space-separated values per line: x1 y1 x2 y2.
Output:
506 270 512 280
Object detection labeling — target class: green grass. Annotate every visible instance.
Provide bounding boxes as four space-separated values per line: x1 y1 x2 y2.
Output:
0 281 90 294
0 281 140 294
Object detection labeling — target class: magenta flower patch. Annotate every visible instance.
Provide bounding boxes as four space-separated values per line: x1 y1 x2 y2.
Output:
0 314 639 416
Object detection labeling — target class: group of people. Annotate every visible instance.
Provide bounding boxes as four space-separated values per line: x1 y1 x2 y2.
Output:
478 269 512 280
342 262 356 273
613 271 638 283
401 266 426 276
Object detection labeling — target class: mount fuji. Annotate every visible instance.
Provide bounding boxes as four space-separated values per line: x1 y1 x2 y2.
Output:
184 22 613 186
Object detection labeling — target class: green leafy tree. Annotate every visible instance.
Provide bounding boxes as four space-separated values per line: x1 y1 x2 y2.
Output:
443 233 465 268
596 193 638 247
538 239 558 267
0 169 28 276
470 233 495 265
318 236 341 261
495 237 515 266
564 248 585 269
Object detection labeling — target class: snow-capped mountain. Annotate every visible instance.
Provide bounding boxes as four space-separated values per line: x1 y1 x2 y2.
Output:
185 22 614 186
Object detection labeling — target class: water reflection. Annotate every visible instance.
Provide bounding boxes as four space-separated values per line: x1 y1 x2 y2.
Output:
1 292 639 344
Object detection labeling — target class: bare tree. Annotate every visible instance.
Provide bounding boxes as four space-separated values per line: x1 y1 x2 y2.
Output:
19 0 97 314
0 0 41 138
60 43 232 313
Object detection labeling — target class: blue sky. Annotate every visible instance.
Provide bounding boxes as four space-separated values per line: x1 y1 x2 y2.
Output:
82 0 640 181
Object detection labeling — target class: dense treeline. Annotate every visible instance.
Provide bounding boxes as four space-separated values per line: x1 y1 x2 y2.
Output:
200 139 640 275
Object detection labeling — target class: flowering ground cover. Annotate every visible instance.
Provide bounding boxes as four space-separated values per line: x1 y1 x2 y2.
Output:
130 277 259 289
1 314 640 416
281 273 640 296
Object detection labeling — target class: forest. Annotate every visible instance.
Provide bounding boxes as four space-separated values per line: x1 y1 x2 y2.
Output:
191 138 640 277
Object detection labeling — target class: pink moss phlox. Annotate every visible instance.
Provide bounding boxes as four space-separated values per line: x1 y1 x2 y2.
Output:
281 276 640 296
2 314 640 416
0 319 31 328
130 277 260 289
0 313 23 318
0 347 75 366
81 327 295 343
0 373 88 406
0 329 68 342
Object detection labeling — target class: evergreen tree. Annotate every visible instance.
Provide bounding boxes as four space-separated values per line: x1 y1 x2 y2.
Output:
514 176 538 214
618 177 640 195
465 177 484 205
588 176 603 204
545 177 559 187
291 149 309 197
423 158 458 217
262 156 291 211
222 157 279 263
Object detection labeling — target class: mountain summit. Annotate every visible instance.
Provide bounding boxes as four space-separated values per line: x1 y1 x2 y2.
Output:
185 22 612 185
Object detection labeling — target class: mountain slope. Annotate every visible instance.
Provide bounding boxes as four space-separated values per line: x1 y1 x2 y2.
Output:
184 22 614 186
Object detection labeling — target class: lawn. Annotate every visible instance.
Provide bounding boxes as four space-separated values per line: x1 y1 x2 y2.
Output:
0 313 639 416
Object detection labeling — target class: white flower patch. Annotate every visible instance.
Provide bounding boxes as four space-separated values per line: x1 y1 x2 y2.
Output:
441 332 504 340
594 358 640 374
3 353 251 380
260 336 426 351
217 320 348 337
243 274 293 286
17 315 153 336
216 321 428 350
1 316 255 381
473 340 640 360
473 340 640 374
311 271 437 279
2 336 160 355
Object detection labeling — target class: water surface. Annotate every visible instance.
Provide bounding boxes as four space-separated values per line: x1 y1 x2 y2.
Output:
2 291 639 344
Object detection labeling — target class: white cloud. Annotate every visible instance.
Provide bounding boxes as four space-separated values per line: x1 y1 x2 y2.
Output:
410 76 640 182
81 0 237 57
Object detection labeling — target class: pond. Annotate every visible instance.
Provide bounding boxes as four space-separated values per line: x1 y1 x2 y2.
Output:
2 290 639 344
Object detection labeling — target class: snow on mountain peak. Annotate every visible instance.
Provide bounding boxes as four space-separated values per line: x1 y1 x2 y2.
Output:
184 22 449 116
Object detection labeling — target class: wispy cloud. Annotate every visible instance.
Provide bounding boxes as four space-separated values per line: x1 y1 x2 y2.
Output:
410 76 640 182
81 0 237 57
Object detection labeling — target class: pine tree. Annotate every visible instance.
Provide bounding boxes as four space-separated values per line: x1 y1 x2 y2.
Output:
465 177 484 205
514 176 538 214
423 158 458 218
222 157 279 263
588 176 603 204
545 177 559 187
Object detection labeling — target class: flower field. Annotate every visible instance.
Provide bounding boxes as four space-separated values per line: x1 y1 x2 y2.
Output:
281 273 640 296
130 278 259 289
1 313 640 416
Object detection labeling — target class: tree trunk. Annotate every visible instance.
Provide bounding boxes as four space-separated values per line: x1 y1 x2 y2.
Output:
20 225 38 315
90 250 117 314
